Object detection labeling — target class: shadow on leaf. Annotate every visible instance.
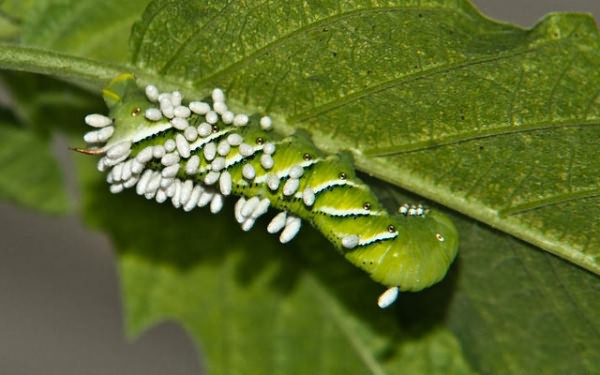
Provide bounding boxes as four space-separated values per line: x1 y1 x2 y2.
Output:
80 158 461 361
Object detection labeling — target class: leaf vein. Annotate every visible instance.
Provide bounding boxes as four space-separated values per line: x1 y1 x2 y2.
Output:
191 6 465 87
290 47 535 124
501 188 600 215
366 120 600 156
158 1 235 74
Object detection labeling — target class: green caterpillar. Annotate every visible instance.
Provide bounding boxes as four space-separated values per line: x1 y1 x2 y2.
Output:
78 73 459 308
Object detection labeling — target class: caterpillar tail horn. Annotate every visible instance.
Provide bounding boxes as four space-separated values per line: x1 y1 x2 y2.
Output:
70 147 105 155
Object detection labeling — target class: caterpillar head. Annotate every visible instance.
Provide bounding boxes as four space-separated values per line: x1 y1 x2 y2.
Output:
99 73 166 149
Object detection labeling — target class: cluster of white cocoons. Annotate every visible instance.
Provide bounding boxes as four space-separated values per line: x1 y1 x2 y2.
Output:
83 84 307 244
398 203 427 217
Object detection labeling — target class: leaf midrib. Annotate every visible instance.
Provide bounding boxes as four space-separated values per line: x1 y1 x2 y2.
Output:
364 120 600 156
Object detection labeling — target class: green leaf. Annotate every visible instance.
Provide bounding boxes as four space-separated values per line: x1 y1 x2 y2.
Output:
0 71 103 213
0 0 598 373
79 158 475 375
128 0 600 276
0 43 123 91
0 0 38 21
0 71 105 135
0 0 597 277
0 0 48 40
0 0 26 40
0 124 69 213
447 217 600 374
16 0 152 63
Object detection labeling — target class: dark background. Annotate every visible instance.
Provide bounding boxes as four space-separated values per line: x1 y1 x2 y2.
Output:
1 1 599 374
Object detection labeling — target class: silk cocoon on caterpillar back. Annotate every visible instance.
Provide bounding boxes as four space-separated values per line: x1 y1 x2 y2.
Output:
77 73 459 308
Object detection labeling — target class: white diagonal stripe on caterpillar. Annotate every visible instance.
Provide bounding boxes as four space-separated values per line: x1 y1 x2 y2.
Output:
310 179 367 195
131 122 172 144
315 206 383 217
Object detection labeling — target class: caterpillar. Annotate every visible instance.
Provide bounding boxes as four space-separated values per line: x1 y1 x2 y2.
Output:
76 73 459 308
